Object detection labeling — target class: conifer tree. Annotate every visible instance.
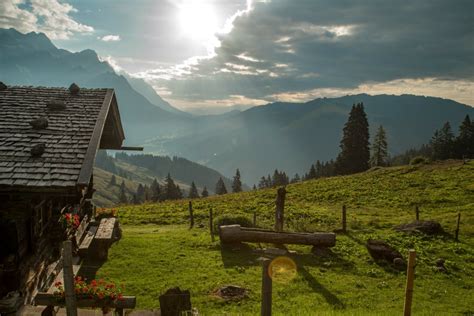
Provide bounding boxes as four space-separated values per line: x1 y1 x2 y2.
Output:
335 103 370 175
175 184 183 199
201 186 209 197
253 184 257 190
188 181 199 199
290 173 300 183
456 115 473 158
150 178 161 202
215 177 228 195
307 164 317 179
258 176 267 189
118 180 127 204
136 183 145 203
164 173 178 200
370 125 388 167
109 174 116 186
232 169 243 192
431 121 454 160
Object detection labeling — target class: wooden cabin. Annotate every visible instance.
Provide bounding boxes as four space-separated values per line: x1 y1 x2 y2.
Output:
0 82 126 309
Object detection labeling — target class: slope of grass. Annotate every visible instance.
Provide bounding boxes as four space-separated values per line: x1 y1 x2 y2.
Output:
97 161 474 315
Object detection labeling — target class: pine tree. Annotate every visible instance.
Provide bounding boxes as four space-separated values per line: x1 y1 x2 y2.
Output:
370 125 388 167
118 180 127 204
150 178 161 202
335 103 370 175
307 164 317 179
188 181 199 199
215 177 228 195
232 169 243 193
109 174 116 186
290 173 300 183
315 160 322 178
431 122 455 160
252 184 257 190
136 183 145 203
258 176 267 189
164 173 178 200
175 184 183 199
456 115 473 158
201 186 209 197
131 194 139 204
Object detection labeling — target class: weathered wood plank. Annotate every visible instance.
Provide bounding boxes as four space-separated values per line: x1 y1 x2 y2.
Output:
74 215 89 245
34 293 136 309
78 226 98 257
94 218 116 240
219 225 336 247
47 265 82 294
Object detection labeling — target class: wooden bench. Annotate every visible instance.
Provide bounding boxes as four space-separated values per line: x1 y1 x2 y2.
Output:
93 218 117 260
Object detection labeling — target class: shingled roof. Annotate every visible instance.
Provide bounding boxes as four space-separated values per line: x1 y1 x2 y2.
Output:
0 83 125 191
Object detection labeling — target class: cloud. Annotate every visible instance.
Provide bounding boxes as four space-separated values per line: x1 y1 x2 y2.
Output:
0 0 93 39
99 34 121 42
138 0 474 105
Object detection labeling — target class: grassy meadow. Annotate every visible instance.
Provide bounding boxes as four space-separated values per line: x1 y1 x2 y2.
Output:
96 161 474 315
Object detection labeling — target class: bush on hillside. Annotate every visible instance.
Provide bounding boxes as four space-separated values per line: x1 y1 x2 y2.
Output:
410 156 429 165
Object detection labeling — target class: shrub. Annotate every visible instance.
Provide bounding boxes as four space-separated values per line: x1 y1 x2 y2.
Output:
410 156 429 165
213 215 254 234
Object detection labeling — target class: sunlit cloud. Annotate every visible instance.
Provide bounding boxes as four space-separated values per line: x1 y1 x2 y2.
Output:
99 34 121 42
0 0 94 39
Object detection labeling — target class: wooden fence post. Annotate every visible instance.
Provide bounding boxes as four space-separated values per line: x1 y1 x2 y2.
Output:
253 211 257 227
342 205 347 233
63 241 77 316
455 213 461 242
188 201 194 229
261 258 272 316
275 187 286 232
209 208 215 242
415 206 419 221
403 250 416 316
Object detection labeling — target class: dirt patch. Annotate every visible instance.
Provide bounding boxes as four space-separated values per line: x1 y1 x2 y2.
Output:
212 285 248 301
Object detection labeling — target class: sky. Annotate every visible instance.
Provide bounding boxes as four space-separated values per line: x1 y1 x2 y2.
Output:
1 0 473 111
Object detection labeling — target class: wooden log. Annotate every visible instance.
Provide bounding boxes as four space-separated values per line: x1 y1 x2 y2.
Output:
275 187 286 232
189 201 194 229
34 293 136 309
403 250 416 316
455 212 461 242
94 218 116 260
261 258 272 316
219 225 336 247
62 241 77 316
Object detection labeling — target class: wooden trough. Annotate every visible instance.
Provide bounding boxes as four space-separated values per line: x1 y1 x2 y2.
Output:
219 225 336 247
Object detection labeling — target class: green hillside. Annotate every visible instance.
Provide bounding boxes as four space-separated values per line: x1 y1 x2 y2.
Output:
96 161 474 315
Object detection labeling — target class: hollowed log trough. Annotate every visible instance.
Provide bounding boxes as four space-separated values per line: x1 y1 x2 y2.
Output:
219 225 336 247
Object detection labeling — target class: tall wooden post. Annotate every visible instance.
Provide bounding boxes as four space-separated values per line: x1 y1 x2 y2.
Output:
342 205 347 233
63 241 77 316
209 208 215 242
415 206 419 221
253 211 257 227
275 187 286 232
455 213 461 242
403 250 416 316
261 258 272 316
188 201 194 229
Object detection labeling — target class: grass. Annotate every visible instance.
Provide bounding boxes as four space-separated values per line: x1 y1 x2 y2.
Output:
96 160 474 315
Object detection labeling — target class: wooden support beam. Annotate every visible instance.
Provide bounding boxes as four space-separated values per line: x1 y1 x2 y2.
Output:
261 258 272 316
275 187 286 232
62 241 77 316
35 293 136 309
403 250 416 316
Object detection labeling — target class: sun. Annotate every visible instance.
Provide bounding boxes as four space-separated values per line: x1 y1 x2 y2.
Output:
178 2 218 40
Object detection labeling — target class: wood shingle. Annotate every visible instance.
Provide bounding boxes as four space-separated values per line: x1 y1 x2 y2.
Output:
0 84 125 190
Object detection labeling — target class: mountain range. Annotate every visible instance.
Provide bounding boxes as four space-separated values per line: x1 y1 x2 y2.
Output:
1 28 473 185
